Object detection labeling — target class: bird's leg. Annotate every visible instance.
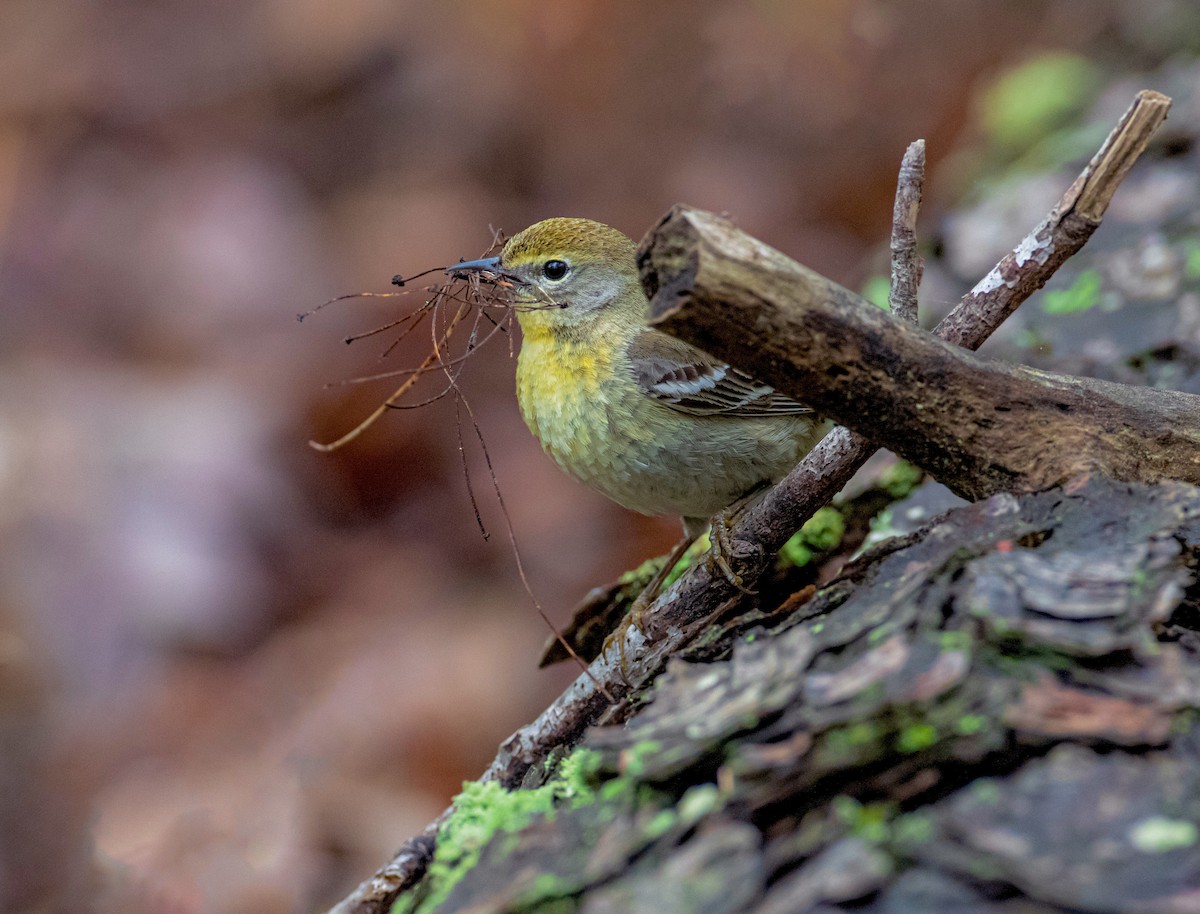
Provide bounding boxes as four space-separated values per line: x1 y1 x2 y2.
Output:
601 526 700 679
626 529 699 633
703 488 768 595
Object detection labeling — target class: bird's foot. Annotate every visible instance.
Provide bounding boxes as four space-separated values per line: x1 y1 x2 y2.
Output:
602 592 652 686
706 507 758 595
602 533 697 680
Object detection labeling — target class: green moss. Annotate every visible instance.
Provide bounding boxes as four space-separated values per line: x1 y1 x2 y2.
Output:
1016 326 1052 351
678 784 723 825
1170 709 1200 736
512 874 579 910
1130 816 1199 853
969 778 1002 806
618 556 661 588
559 748 606 796
955 713 987 735
858 508 901 554
896 722 939 753
643 808 677 840
878 460 924 499
803 507 846 550
617 537 707 594
393 750 602 914
516 894 578 914
819 720 887 766
1042 268 1102 315
848 721 883 745
980 636 1075 676
832 796 895 844
780 507 846 567
1185 239 1200 280
892 812 933 846
618 740 663 778
936 630 973 653
599 778 631 802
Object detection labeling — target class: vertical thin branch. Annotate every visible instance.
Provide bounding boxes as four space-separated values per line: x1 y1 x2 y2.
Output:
888 140 925 324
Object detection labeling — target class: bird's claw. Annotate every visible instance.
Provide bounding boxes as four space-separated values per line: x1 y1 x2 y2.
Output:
603 593 650 686
706 508 758 595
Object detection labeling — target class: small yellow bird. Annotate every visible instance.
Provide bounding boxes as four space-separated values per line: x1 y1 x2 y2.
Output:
451 217 827 605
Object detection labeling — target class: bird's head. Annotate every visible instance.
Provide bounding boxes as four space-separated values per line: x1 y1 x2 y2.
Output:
449 218 645 338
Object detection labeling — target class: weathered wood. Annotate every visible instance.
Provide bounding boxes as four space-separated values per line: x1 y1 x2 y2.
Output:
643 207 1200 500
400 475 1200 913
888 140 925 325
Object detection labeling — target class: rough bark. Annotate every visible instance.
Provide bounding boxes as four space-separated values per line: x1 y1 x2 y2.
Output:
403 475 1200 914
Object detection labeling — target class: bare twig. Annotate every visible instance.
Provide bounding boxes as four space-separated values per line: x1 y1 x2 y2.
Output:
936 90 1171 350
323 90 1170 914
888 140 925 324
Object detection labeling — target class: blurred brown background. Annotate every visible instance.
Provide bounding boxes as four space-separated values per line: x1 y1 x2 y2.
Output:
1 2 1197 911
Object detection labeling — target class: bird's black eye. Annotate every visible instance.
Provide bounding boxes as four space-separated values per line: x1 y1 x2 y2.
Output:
542 259 569 281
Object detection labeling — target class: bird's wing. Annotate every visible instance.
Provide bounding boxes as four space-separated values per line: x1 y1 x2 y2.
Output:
627 328 814 418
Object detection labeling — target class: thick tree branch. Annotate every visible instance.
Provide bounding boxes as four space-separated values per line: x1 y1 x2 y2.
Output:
643 216 1200 500
323 90 1170 914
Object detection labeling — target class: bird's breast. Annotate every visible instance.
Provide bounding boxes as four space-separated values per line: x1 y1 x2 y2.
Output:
515 329 825 519
516 331 617 467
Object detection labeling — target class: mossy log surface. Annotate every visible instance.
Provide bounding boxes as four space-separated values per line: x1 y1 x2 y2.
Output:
402 475 1200 914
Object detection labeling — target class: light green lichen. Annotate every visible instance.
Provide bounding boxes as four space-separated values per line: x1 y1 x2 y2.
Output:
1042 268 1102 315
1130 816 1199 853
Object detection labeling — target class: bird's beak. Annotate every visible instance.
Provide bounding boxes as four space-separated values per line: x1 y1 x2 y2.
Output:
446 256 503 280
